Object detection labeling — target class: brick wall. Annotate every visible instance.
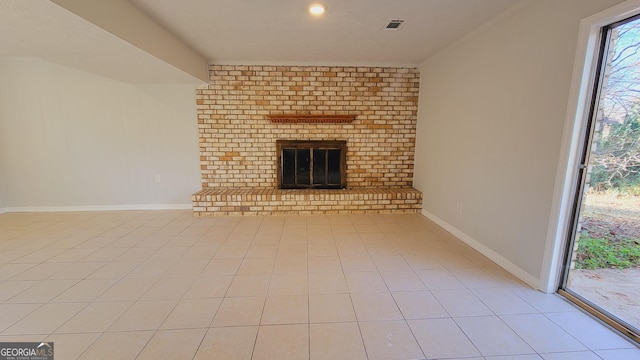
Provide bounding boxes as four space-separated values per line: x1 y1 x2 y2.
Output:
196 65 420 189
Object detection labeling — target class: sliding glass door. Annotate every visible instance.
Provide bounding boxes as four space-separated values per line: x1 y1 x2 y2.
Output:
561 14 640 342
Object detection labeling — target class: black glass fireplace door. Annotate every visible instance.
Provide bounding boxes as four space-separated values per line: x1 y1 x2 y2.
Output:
277 140 346 189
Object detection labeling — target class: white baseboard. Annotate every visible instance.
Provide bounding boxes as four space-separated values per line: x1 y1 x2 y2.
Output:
6 204 193 213
0 207 8 215
422 209 542 290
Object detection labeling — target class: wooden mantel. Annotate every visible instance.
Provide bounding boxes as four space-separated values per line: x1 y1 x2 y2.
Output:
267 114 357 124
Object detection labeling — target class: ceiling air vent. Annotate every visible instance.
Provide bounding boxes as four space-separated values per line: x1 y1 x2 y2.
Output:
384 19 405 30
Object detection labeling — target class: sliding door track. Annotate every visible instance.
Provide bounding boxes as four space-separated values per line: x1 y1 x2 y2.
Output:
558 289 640 345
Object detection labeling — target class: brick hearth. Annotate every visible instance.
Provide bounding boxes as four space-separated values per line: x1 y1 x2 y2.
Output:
192 187 422 216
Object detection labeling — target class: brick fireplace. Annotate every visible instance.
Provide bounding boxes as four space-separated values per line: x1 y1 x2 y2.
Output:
192 64 423 216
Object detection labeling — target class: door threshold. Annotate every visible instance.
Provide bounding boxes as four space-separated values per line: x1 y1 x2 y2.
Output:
558 289 640 345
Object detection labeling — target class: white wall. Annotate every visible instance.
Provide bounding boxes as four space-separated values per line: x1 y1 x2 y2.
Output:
0 162 6 212
414 0 625 289
0 58 201 210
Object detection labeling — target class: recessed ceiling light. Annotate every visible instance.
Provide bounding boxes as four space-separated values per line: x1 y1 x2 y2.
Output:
309 3 326 16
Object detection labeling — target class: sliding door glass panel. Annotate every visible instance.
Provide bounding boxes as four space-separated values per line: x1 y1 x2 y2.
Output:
562 15 640 337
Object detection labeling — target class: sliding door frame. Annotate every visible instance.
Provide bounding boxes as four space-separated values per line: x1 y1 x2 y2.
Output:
548 0 640 344
543 0 640 293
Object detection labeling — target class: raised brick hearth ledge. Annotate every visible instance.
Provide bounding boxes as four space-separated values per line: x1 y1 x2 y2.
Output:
191 187 422 216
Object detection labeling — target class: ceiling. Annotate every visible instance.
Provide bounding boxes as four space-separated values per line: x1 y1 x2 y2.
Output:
0 0 204 83
0 0 522 83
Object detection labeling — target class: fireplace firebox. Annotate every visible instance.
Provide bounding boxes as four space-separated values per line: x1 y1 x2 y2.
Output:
277 140 346 189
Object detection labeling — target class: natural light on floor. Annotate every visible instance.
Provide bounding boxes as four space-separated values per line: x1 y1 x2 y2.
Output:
0 211 637 359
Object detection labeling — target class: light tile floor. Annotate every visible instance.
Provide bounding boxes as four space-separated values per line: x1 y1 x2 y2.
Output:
0 210 638 360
